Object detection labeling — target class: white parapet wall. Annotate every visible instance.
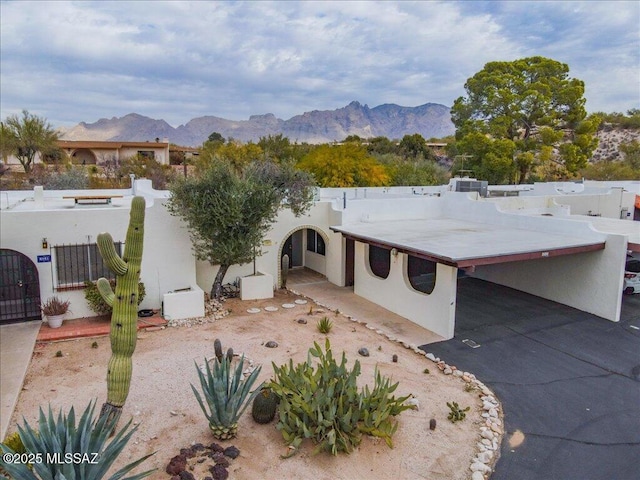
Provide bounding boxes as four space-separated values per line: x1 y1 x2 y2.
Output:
162 286 205 320
240 272 274 300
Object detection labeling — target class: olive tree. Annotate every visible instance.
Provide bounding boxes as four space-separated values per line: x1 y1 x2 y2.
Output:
167 160 315 299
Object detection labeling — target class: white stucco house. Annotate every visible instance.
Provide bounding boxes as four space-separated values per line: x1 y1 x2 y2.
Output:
1 178 638 340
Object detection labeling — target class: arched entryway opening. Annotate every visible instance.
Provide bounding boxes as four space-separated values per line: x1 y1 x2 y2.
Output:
278 226 329 287
0 249 42 324
70 149 97 165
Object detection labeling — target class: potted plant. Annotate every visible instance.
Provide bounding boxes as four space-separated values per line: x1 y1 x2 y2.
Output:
41 296 70 328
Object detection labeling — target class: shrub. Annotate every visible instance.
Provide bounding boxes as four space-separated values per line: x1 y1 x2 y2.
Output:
268 339 413 456
41 296 70 316
84 280 146 315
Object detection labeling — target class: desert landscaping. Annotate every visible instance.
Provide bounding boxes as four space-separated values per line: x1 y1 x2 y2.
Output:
8 290 503 480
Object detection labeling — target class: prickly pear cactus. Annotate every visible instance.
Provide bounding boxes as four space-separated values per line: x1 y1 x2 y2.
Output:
96 196 146 423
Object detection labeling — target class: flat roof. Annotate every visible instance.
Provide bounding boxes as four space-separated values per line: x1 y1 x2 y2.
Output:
331 218 605 267
569 215 640 252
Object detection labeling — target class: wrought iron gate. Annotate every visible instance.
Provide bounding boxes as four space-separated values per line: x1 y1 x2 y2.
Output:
0 249 41 323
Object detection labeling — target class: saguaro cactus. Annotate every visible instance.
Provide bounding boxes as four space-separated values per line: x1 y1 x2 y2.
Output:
96 196 146 422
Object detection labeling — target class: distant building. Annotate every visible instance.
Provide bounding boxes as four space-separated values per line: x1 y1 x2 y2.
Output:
4 140 171 167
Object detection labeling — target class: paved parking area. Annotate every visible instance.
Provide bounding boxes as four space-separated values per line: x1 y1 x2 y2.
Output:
422 277 640 480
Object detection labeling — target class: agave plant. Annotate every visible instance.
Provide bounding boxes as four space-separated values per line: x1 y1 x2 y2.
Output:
0 400 154 480
316 316 333 334
192 354 263 440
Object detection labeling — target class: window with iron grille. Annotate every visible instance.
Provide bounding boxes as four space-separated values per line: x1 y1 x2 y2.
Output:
53 242 122 289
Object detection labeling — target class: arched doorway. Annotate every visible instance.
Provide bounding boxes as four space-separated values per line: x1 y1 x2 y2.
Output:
71 149 97 165
278 226 329 287
0 249 42 324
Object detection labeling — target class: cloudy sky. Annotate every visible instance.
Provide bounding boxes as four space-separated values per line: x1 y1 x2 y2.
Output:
1 0 639 128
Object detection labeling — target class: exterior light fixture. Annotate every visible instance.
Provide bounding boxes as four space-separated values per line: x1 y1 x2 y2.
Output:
42 238 48 249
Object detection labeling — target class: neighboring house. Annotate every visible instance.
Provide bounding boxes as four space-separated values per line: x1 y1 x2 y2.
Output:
4 140 171 168
1 178 638 340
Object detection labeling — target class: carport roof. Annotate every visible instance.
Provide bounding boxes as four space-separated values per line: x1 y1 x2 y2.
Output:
331 218 605 267
569 215 640 252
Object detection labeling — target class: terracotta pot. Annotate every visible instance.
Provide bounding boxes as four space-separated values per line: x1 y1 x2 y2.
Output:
46 314 65 329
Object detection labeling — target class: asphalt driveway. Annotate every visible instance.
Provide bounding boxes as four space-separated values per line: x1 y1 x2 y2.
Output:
421 277 640 480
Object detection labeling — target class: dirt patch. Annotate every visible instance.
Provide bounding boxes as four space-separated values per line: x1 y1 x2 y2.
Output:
10 291 495 480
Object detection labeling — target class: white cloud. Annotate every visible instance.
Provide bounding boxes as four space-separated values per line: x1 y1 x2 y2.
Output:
1 0 638 127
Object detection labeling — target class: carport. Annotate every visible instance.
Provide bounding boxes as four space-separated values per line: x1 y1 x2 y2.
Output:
424 277 640 480
331 214 619 340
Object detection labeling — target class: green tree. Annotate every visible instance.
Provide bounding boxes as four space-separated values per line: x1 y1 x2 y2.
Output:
207 131 225 144
620 140 640 169
451 56 599 183
399 133 433 160
343 134 363 143
2 110 60 173
167 160 315 299
258 134 294 162
297 144 390 187
119 153 176 189
196 140 263 174
366 136 397 156
374 153 448 186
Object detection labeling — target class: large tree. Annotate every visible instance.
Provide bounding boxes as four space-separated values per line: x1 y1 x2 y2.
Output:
297 144 390 187
450 56 600 183
3 110 60 173
167 160 315 299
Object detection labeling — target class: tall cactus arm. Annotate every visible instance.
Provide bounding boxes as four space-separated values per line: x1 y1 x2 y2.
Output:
97 232 128 276
122 196 146 266
96 278 115 307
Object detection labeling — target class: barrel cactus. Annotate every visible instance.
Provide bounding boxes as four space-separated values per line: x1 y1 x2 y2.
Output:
96 196 146 423
251 387 278 424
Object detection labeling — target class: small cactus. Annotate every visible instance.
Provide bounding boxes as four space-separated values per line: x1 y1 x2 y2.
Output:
317 316 333 334
446 401 470 423
226 348 234 363
214 338 223 362
281 254 290 288
251 387 278 424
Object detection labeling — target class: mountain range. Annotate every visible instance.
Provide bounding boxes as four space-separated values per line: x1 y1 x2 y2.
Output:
59 101 456 146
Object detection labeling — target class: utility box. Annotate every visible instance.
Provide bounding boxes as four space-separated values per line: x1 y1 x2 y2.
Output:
455 179 488 197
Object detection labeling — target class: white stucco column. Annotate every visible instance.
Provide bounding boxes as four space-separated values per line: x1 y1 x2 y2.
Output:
352 242 458 339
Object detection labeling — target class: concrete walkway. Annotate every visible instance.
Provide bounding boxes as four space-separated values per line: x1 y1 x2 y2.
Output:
288 269 444 346
0 320 41 439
